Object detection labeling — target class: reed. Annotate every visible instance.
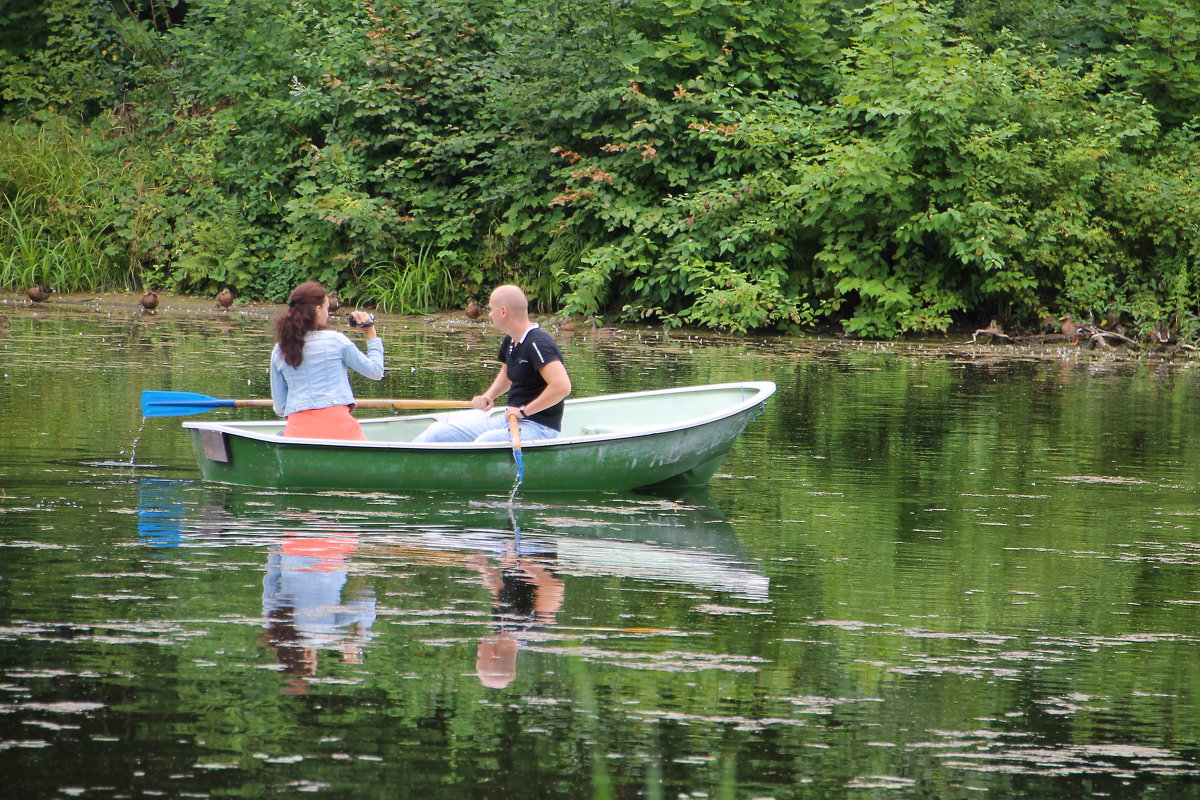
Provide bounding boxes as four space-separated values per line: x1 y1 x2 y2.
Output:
361 242 457 313
0 118 134 291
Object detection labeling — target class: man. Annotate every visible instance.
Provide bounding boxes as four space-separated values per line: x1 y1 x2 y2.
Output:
415 284 571 443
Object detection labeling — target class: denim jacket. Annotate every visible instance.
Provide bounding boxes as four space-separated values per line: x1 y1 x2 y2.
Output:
270 330 385 416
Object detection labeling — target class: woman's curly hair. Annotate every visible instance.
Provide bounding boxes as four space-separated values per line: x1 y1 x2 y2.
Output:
274 281 328 367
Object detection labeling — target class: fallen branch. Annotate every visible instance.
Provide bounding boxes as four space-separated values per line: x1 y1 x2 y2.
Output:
1086 328 1140 349
969 327 1011 343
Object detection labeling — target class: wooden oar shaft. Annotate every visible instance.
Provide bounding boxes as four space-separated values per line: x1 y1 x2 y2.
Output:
231 399 471 410
507 413 522 451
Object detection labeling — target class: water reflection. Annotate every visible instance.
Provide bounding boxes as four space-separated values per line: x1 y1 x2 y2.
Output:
133 481 766 694
261 528 376 695
136 477 189 547
17 308 1200 797
471 543 563 688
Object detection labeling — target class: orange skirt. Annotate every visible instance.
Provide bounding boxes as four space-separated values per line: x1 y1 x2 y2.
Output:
283 405 367 441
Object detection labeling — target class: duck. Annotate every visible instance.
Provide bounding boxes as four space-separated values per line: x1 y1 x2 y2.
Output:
1151 322 1171 346
1060 313 1080 342
328 292 341 313
555 316 576 333
139 289 159 312
465 299 483 319
28 285 52 303
216 288 234 309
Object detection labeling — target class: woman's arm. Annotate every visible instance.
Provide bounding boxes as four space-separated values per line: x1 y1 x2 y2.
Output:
343 336 385 380
269 350 288 416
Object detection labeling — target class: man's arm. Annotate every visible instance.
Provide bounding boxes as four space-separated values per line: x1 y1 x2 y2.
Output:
508 360 571 418
472 365 512 411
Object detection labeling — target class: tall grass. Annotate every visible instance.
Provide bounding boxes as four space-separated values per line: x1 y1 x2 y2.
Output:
361 242 457 313
0 117 135 291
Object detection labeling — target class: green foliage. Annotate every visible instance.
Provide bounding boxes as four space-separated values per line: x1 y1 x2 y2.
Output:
2 0 1200 336
552 0 1200 335
0 0 131 118
169 200 253 291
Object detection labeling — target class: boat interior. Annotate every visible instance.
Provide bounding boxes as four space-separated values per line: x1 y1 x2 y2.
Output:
187 382 774 446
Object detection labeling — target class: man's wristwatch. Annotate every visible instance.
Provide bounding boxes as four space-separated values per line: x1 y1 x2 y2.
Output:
518 406 527 418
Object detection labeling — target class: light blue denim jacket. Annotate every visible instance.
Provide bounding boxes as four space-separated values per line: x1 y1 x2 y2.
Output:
270 330 385 416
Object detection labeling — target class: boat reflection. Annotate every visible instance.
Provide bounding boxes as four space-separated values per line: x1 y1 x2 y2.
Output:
135 480 768 691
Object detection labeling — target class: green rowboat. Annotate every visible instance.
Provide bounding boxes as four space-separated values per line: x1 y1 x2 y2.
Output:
182 381 775 492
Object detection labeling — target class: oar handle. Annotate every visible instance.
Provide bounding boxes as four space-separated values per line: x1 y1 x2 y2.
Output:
229 399 470 410
357 399 473 410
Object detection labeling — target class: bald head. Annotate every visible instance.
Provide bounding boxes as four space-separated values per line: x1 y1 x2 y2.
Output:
489 285 528 314
487 284 531 335
476 633 518 689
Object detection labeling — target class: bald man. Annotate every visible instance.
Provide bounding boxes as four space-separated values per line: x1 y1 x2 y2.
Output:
414 285 571 443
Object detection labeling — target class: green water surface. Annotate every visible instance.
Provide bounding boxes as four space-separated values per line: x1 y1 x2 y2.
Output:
1 304 1199 799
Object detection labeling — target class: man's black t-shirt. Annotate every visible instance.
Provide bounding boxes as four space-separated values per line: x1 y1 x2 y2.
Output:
498 326 565 430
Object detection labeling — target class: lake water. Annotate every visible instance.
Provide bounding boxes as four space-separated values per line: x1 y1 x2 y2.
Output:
2 300 1200 799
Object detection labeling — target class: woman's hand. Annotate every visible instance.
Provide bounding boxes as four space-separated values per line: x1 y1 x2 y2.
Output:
348 310 378 339
471 394 495 411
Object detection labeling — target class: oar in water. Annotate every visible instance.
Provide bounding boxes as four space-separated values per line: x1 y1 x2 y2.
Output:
507 413 525 486
141 390 470 418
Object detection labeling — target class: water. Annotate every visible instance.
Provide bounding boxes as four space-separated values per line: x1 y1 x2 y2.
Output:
2 301 1200 798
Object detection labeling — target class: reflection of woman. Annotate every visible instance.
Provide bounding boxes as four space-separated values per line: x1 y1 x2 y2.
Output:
270 281 384 440
262 531 376 694
472 549 564 689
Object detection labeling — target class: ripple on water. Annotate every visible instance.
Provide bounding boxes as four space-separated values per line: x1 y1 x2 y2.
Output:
846 775 917 789
937 741 1197 777
532 644 769 673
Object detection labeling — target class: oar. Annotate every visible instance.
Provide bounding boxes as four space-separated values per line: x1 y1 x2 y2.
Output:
507 413 525 486
141 390 470 418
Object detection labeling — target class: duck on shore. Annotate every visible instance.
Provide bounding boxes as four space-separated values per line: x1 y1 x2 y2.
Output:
1060 313 1080 342
28 285 52 303
140 289 159 312
216 288 233 309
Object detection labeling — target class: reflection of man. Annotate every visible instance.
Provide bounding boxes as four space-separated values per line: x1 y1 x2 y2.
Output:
472 548 564 689
262 532 376 694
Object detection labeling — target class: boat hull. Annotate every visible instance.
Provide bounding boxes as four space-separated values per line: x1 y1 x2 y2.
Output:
183 382 774 493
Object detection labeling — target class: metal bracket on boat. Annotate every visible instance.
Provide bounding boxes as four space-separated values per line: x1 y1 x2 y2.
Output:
198 429 232 463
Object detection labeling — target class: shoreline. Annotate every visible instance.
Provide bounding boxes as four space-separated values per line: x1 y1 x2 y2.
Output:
3 291 1195 364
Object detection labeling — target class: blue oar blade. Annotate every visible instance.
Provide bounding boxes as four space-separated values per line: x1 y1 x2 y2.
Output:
513 449 524 485
506 415 525 489
141 390 233 418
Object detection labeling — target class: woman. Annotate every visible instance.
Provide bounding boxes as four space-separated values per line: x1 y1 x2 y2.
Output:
270 281 384 440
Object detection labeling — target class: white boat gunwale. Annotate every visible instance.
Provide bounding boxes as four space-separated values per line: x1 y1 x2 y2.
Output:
181 381 776 450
